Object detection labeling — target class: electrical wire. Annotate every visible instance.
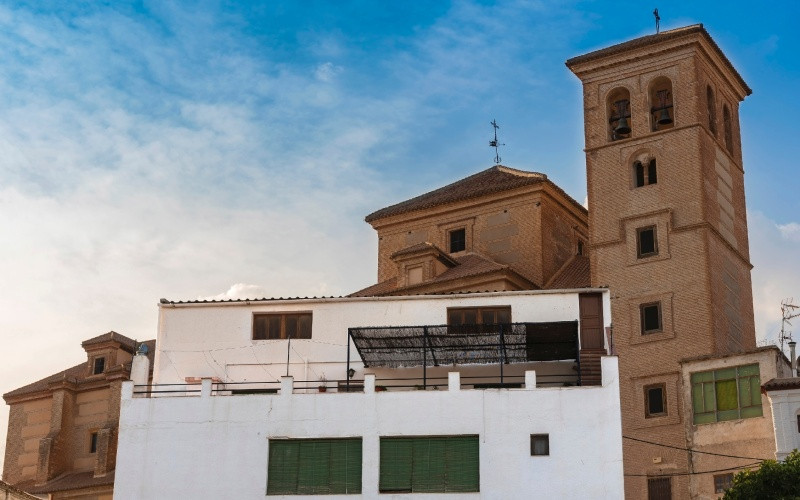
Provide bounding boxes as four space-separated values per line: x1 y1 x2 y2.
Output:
624 461 762 477
624 435 771 461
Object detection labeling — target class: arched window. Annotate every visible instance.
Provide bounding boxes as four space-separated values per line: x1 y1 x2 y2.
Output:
634 159 657 187
649 77 674 131
723 104 733 154
607 87 632 141
706 85 717 136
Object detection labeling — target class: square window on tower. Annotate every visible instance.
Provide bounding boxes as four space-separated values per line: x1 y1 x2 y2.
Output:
637 226 658 258
449 228 466 253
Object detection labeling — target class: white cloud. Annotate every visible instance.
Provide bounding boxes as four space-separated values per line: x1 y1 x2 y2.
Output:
314 62 343 82
749 211 800 346
778 222 800 242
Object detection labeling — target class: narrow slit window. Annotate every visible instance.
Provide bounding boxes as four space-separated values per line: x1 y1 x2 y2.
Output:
707 85 717 136
640 302 662 334
645 384 667 417
636 226 658 258
90 432 98 454
93 357 105 375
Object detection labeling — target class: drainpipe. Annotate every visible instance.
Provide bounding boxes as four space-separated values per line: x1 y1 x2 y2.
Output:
789 341 797 377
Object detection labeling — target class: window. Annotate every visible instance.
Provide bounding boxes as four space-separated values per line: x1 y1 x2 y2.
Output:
577 240 584 255
447 306 511 333
636 226 658 258
691 364 762 424
640 302 662 334
449 228 466 253
607 87 632 141
530 434 549 456
714 473 734 493
797 414 800 433
267 438 362 495
89 432 98 454
707 85 717 136
93 357 105 375
648 477 671 500
649 77 674 131
645 384 667 417
723 104 733 153
634 159 657 187
253 313 312 340
379 436 479 493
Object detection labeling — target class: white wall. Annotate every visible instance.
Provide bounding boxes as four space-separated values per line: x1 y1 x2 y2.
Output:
766 386 800 460
114 357 623 500
154 290 609 386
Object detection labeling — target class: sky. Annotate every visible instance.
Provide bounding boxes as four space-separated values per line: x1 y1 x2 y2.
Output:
0 0 798 471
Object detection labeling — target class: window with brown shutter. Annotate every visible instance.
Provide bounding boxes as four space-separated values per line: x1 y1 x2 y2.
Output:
253 313 312 340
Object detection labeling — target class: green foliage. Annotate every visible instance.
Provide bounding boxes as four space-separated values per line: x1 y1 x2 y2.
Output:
723 449 800 500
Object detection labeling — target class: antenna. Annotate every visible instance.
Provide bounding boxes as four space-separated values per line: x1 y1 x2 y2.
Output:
780 298 800 353
489 119 505 165
653 8 660 34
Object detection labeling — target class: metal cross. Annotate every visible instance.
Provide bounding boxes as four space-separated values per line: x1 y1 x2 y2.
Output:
654 8 660 34
489 119 505 165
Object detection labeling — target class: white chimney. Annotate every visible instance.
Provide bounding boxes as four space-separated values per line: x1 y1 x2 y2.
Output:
789 341 797 377
130 343 151 396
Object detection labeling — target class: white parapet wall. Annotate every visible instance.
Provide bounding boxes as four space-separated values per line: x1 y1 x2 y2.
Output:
114 357 623 500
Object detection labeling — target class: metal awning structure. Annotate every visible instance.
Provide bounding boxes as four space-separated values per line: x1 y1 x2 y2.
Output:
347 321 579 369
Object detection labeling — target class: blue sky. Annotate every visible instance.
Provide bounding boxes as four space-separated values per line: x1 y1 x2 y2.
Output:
1 1 798 468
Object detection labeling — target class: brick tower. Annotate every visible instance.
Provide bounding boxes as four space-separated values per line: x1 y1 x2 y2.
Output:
567 25 755 498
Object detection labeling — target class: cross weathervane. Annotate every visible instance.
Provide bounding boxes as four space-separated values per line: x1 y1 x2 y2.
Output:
489 119 505 165
653 8 661 34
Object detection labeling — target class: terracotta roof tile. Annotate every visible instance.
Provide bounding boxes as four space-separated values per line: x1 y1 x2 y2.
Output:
544 255 591 289
82 331 136 350
17 470 115 495
349 253 533 297
763 377 800 391
566 24 751 95
365 165 565 223
1 479 40 499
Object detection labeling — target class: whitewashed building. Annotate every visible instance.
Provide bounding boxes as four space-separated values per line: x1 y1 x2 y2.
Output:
114 289 624 499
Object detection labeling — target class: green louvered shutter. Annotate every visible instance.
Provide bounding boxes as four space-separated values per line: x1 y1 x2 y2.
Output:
329 439 362 494
445 436 480 492
380 436 479 493
268 438 361 495
267 440 299 495
380 438 413 492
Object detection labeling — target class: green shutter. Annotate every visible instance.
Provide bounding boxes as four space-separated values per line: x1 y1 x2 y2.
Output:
268 439 361 495
268 440 300 495
445 436 480 492
380 438 413 493
380 436 479 493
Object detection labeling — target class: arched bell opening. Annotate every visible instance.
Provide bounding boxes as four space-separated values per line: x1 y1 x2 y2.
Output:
607 87 632 141
649 77 674 132
706 85 718 136
723 104 734 154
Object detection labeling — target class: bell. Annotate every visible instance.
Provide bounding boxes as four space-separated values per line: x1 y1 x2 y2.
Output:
615 115 631 135
657 108 672 125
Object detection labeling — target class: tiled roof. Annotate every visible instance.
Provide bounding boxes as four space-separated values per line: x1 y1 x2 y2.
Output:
4 339 155 399
82 331 136 350
763 377 800 391
1 479 40 499
544 255 591 289
365 165 584 223
349 253 534 297
17 470 115 495
566 24 751 95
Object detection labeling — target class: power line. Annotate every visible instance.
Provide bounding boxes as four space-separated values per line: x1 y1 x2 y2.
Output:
624 435 771 461
624 461 762 477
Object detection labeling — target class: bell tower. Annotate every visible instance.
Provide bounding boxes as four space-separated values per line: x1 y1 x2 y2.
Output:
567 25 754 498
